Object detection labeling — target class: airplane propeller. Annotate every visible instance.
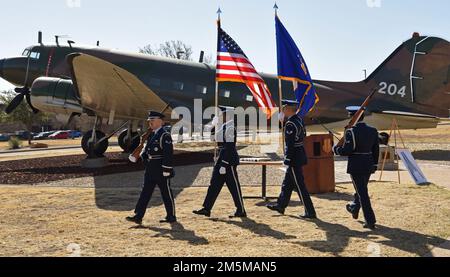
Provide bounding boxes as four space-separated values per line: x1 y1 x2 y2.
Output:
5 87 39 114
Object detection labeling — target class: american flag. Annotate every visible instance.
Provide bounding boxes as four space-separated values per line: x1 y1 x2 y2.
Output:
216 26 277 117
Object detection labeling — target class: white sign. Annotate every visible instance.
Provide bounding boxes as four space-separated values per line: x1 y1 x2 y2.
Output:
396 149 428 185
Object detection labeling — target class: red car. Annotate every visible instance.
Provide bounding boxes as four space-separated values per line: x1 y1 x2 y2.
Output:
48 131 70 139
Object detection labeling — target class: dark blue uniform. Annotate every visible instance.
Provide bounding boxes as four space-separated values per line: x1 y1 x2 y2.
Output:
277 115 316 217
134 127 176 221
334 122 379 226
202 120 245 214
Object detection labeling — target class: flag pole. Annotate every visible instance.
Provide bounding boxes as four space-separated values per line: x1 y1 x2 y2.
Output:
278 80 285 155
274 3 285 155
216 8 222 115
214 7 222 161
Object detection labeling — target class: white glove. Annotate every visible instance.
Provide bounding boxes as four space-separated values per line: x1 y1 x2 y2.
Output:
128 155 138 163
219 167 226 175
212 116 219 126
278 112 285 122
163 172 171 177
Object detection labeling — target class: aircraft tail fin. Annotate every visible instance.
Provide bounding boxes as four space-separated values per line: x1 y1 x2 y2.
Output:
365 33 450 118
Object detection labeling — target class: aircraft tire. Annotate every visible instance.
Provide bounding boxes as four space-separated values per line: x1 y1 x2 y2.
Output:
82 130 109 157
118 129 140 153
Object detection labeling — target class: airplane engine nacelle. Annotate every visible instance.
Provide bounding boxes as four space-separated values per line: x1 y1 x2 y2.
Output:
30 77 83 115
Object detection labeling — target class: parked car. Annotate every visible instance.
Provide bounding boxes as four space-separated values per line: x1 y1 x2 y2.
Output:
69 130 82 139
48 131 70 139
0 134 11 142
14 131 34 140
33 131 56 140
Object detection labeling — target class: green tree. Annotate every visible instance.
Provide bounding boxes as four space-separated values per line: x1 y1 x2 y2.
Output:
0 90 50 145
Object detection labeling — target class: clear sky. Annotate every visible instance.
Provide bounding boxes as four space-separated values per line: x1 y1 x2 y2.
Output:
0 0 449 91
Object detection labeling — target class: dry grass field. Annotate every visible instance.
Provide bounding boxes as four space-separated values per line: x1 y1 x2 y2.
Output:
392 124 450 144
0 181 449 257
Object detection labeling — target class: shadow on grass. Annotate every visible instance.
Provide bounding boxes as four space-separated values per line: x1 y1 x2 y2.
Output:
95 161 211 211
294 219 446 257
131 222 209 246
255 200 303 208
314 190 355 202
210 217 297 240
412 150 450 161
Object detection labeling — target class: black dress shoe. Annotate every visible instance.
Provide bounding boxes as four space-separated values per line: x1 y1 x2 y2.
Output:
126 215 142 225
363 223 376 230
229 211 247 218
300 213 317 219
193 208 211 217
266 204 285 215
346 204 359 220
160 217 177 223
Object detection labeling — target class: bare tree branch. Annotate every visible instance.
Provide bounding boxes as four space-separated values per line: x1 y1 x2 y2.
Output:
140 40 193 61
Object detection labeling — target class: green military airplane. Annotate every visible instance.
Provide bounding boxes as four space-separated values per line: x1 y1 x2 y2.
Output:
1 32 449 158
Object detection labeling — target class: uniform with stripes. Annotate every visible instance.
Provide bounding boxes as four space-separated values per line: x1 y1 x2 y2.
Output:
333 121 380 226
134 127 176 222
202 120 246 215
277 114 316 217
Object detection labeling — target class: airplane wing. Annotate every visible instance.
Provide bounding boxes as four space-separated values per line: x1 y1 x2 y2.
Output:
66 53 172 121
367 111 440 130
309 110 442 133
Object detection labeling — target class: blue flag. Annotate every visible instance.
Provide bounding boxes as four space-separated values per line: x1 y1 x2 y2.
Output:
275 16 319 117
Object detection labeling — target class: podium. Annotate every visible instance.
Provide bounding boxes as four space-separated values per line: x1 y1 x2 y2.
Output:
303 134 336 194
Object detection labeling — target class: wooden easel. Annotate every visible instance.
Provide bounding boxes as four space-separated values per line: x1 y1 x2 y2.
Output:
379 118 407 184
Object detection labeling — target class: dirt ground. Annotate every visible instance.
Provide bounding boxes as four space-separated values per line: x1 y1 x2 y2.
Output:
0 182 449 257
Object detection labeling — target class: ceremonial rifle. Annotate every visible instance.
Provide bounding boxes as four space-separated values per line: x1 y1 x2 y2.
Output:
336 86 379 147
128 104 171 163
128 129 153 163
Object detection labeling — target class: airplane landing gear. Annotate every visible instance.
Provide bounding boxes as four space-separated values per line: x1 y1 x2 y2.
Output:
81 116 109 158
118 129 140 153
80 117 141 162
82 130 109 157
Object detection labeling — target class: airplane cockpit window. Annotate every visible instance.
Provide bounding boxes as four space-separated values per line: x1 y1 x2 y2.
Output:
29 52 41 60
22 49 30 57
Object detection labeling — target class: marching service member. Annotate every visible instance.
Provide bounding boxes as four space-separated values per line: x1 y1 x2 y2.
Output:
126 111 176 225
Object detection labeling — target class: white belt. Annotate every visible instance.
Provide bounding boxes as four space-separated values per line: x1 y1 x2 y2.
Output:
148 155 163 160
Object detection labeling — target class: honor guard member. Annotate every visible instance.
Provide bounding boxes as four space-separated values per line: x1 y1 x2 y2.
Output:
267 100 317 219
333 106 379 230
193 106 246 218
126 111 176 224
